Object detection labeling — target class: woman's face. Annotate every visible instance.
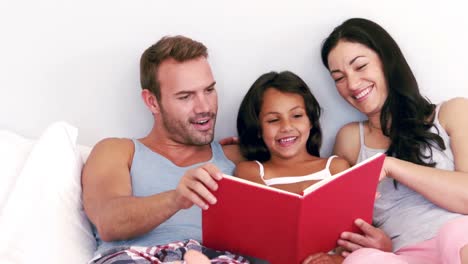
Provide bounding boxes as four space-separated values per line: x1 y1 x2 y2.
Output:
327 40 388 118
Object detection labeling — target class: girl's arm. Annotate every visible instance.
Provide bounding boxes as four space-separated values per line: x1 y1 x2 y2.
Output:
382 97 468 214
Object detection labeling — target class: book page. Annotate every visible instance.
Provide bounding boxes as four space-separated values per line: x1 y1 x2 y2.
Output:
222 174 302 198
302 153 384 196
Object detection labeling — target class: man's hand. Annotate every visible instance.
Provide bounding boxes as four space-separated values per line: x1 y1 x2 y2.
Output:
337 218 392 257
175 163 223 210
219 136 239 145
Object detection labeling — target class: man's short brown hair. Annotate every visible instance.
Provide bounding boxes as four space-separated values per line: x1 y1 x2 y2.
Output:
140 35 208 101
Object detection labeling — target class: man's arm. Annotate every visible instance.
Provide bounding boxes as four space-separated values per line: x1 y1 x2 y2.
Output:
218 136 239 146
82 138 222 242
222 144 244 165
82 138 183 241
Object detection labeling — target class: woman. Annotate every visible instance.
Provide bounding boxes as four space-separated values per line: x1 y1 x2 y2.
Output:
315 17 468 264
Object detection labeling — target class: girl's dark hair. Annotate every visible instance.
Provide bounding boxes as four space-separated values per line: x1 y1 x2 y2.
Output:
321 18 445 168
237 71 322 162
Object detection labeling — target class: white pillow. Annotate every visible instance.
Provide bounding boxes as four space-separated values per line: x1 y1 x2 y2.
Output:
0 130 35 213
0 122 96 264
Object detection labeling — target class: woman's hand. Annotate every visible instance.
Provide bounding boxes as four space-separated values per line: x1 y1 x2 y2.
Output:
337 218 392 257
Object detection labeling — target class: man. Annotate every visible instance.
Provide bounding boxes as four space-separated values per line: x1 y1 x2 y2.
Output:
82 35 246 263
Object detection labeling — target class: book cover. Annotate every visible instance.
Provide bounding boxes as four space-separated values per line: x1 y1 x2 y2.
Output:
202 153 385 264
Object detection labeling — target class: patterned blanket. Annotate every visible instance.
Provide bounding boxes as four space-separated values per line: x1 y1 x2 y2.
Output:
91 239 250 264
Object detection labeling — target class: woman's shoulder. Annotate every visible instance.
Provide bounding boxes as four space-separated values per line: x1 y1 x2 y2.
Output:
333 121 361 165
438 97 468 135
438 97 468 116
336 121 361 139
339 121 361 130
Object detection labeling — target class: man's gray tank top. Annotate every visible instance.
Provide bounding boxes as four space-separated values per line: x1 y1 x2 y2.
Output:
357 104 462 251
94 140 236 256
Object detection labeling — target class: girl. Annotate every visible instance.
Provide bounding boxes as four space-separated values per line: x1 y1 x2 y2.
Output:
235 71 350 195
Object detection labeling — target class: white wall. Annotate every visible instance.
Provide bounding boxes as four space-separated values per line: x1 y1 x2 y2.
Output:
1 0 467 156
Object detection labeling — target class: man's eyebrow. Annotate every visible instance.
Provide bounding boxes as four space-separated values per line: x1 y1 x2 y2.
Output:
204 81 216 90
174 81 217 96
330 56 365 74
174 90 194 96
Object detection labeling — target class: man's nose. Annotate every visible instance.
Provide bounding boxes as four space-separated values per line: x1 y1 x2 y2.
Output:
194 94 210 113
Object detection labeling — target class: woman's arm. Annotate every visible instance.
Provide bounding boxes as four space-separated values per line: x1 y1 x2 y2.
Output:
333 123 393 255
329 157 351 175
381 98 468 214
337 218 393 255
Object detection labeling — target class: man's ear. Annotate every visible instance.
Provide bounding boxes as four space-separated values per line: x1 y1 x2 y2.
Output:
141 89 160 114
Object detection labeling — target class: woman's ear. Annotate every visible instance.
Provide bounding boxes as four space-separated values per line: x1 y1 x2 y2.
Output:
141 89 160 114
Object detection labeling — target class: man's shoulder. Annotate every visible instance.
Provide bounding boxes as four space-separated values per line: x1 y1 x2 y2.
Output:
87 137 135 164
93 137 134 152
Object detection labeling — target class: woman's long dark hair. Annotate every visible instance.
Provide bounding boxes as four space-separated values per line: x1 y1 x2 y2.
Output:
237 71 322 162
321 18 445 168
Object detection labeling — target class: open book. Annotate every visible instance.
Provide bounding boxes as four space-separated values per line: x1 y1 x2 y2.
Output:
202 153 385 264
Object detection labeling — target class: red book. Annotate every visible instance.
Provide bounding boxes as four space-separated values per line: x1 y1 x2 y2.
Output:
202 153 385 264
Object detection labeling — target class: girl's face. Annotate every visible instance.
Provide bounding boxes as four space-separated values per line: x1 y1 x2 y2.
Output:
259 88 312 160
327 40 388 119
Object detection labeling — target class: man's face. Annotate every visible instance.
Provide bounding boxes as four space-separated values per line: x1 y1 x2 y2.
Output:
156 57 218 146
